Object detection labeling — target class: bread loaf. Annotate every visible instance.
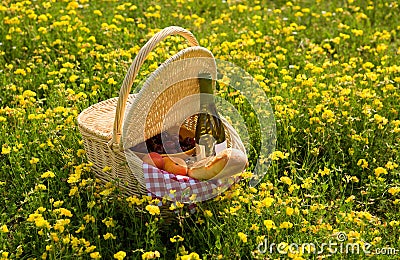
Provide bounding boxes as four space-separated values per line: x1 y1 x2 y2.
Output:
188 148 248 180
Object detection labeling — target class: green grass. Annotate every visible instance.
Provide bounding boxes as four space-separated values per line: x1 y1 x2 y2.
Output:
1 0 400 259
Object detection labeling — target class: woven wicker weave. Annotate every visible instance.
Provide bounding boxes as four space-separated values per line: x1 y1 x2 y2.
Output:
77 26 244 215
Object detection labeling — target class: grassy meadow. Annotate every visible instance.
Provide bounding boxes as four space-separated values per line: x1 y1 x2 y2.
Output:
1 0 400 259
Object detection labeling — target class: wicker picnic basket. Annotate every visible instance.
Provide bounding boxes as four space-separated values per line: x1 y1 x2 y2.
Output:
77 26 244 215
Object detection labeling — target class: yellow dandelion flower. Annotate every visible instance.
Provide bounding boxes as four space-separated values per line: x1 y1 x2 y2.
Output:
67 173 80 184
53 219 70 233
54 208 73 218
271 151 288 160
30 157 40 164
93 10 103 16
141 251 160 259
180 252 200 260
53 200 64 207
75 224 85 234
362 62 375 70
385 161 398 170
69 74 79 83
103 232 116 240
102 166 112 172
318 167 330 176
90 252 101 259
351 29 364 36
169 203 176 211
35 217 51 229
87 201 96 208
114 251 126 260
41 171 55 178
263 220 276 230
321 109 335 123
261 197 274 207
357 159 368 169
137 23 146 29
69 186 78 196
35 184 47 191
37 207 46 213
289 184 300 193
196 218 204 225
388 187 400 196
1 146 11 155
310 204 321 212
280 176 292 185
250 224 259 231
102 217 115 228
301 177 314 189
189 194 197 201
76 149 85 157
14 69 27 76
100 188 114 196
238 232 247 243
204 210 213 217
374 114 388 125
145 205 160 215
83 214 95 223
38 14 48 22
374 167 388 177
126 196 142 206
170 235 184 243
1 224 9 233
86 245 96 253
279 221 293 229
107 78 117 85
345 195 355 203
286 207 295 216
175 201 184 208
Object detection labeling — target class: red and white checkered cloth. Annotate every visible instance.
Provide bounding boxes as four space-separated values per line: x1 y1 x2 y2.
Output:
143 163 236 204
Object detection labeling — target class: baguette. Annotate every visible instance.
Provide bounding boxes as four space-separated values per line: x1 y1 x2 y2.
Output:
188 148 248 181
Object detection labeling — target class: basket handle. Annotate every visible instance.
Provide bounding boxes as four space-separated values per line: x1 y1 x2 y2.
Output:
112 26 199 146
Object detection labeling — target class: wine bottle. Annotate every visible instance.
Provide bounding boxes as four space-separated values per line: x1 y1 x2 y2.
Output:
195 72 227 159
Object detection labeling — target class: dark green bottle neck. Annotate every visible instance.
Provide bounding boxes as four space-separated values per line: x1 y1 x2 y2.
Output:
199 76 213 94
198 73 215 110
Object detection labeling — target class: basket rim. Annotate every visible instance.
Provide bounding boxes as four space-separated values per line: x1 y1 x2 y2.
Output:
77 95 136 140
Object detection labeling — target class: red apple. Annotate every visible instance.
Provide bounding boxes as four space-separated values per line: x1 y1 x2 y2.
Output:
142 152 165 170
